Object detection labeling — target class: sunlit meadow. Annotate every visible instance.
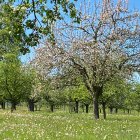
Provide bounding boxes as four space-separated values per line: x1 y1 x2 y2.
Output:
0 108 140 140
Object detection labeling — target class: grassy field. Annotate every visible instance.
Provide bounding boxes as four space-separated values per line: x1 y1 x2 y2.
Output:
0 109 140 140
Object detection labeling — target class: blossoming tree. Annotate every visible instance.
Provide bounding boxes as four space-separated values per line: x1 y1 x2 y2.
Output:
32 0 140 119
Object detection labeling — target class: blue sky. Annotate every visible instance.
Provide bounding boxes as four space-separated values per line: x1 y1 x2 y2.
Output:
129 0 140 9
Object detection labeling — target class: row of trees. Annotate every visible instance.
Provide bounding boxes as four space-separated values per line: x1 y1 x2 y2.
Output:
0 49 43 112
32 0 140 119
0 0 140 119
0 60 140 117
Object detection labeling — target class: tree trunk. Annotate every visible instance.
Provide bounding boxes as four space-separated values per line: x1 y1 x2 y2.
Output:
92 86 103 119
75 99 79 113
28 100 34 112
109 107 113 114
127 109 130 114
85 104 89 113
102 102 106 119
115 108 118 114
1 102 5 109
11 102 16 113
93 94 99 119
50 104 54 112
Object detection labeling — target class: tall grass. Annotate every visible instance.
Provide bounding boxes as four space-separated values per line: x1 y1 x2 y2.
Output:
0 109 140 140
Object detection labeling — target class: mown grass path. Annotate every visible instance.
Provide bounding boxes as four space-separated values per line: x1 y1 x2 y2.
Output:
0 110 140 140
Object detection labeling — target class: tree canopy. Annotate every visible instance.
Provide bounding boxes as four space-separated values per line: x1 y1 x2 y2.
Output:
0 0 79 54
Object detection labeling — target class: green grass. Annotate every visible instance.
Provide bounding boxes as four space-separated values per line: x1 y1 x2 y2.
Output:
0 109 140 140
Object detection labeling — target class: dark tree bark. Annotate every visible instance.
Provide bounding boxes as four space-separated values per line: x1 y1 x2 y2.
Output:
28 99 35 112
127 109 130 114
1 102 5 109
50 104 54 112
102 102 106 119
93 94 99 119
115 108 118 114
11 102 16 113
92 86 103 119
109 107 113 114
85 104 89 113
75 99 79 113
